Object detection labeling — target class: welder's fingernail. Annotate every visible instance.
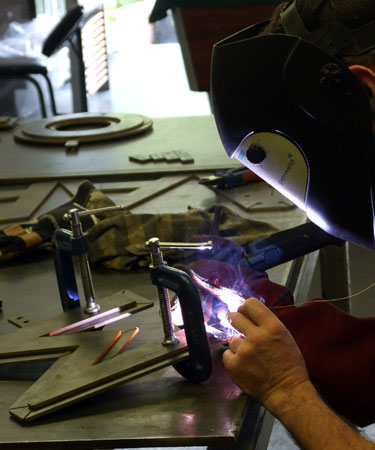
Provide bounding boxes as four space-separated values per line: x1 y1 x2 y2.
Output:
226 312 234 322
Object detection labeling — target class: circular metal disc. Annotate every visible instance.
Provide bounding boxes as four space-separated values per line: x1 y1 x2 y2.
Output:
13 112 153 145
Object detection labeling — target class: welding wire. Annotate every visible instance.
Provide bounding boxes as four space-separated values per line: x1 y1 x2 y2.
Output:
92 330 123 365
270 281 375 311
113 327 140 356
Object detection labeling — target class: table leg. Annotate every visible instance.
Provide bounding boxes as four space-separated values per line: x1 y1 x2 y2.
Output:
207 402 274 450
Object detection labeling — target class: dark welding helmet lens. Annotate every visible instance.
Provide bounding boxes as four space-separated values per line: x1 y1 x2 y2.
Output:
211 20 375 248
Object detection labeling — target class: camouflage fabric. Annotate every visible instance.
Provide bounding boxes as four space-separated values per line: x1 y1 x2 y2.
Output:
87 206 279 271
0 180 114 263
0 180 279 270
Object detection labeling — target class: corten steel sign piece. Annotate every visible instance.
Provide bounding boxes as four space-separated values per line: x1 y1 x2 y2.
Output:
1 290 153 422
1 286 227 423
0 258 228 422
0 209 226 423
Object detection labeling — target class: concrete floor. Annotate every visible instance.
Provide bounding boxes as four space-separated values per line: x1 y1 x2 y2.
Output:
9 8 375 447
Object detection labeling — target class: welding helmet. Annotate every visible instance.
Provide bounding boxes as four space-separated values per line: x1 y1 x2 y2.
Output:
211 1 375 248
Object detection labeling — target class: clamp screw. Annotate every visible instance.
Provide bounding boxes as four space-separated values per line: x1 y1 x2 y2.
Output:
67 208 100 315
320 63 343 89
146 238 179 346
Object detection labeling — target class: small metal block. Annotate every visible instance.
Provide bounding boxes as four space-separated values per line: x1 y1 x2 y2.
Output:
0 116 18 129
65 140 79 153
175 151 194 164
164 151 180 162
129 155 152 163
149 153 166 162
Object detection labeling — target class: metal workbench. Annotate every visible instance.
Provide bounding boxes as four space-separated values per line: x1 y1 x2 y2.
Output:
0 115 345 449
0 243 315 450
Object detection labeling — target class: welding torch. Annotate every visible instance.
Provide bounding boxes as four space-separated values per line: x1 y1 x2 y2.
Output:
243 221 345 272
199 167 259 189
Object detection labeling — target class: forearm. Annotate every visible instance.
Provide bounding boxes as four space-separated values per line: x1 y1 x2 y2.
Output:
267 381 373 450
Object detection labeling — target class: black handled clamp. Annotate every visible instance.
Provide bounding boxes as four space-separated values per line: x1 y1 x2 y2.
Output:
146 237 214 383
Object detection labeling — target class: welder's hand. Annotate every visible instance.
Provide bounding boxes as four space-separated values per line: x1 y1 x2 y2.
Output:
223 297 310 413
224 297 375 428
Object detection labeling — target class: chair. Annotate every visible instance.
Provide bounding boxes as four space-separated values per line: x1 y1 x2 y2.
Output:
0 4 85 117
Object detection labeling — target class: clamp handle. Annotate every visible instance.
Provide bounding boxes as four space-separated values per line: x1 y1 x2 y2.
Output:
52 228 88 311
150 264 212 383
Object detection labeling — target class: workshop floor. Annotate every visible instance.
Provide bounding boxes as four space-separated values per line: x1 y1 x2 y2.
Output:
52 35 375 450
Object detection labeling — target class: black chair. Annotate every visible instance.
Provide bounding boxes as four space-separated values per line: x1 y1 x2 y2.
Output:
0 4 85 117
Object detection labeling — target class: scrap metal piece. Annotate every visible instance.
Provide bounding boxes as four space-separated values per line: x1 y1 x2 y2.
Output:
149 153 166 162
0 116 18 129
164 151 180 162
64 139 79 153
175 151 195 164
129 151 195 164
129 155 152 163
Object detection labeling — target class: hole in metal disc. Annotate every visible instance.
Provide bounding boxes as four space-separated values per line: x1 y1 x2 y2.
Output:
48 118 117 132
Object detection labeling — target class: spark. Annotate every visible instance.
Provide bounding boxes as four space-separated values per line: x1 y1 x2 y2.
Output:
190 270 246 313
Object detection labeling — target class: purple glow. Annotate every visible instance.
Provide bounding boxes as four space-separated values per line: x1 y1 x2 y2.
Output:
307 207 331 233
171 270 265 338
190 271 246 312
